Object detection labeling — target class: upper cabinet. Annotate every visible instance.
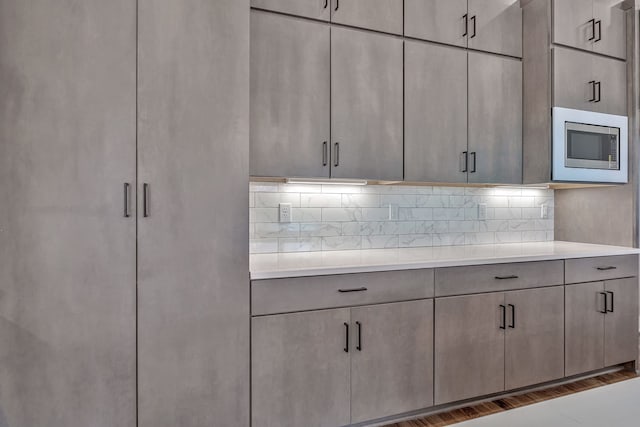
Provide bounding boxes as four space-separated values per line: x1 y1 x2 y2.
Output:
331 0 404 35
251 0 331 21
250 12 331 178
553 0 626 59
405 0 522 58
331 27 404 181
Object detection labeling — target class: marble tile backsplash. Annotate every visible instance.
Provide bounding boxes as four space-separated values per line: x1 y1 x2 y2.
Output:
249 183 555 254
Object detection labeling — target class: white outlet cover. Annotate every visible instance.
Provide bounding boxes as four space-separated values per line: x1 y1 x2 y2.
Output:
388 204 399 220
478 203 487 220
541 205 549 219
279 203 292 223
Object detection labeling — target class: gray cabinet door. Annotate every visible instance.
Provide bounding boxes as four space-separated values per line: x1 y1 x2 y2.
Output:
565 282 605 376
405 42 468 183
505 287 565 390
331 0 403 35
553 0 594 52
331 27 403 180
593 54 627 116
593 0 626 60
351 300 434 423
604 278 639 366
553 46 597 112
468 0 523 58
468 52 522 184
250 12 330 178
252 309 351 427
404 0 469 47
0 2 136 427
251 0 331 20
138 1 250 426
435 293 506 405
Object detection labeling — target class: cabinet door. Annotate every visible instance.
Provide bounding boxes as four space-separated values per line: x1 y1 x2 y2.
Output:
593 0 626 60
331 0 403 34
604 278 639 366
593 54 627 116
468 52 522 184
138 0 250 426
0 2 136 426
250 12 330 178
351 300 434 423
251 0 331 20
553 0 594 52
331 27 403 180
435 293 506 405
553 46 597 112
405 42 468 183
565 282 605 376
252 309 351 427
505 287 565 390
404 0 468 47
468 0 523 58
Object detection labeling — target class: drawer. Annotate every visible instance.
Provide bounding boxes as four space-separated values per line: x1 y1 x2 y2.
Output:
251 269 434 316
565 255 639 284
435 261 564 297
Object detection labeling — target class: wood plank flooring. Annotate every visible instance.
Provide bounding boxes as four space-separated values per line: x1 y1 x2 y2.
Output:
385 369 638 427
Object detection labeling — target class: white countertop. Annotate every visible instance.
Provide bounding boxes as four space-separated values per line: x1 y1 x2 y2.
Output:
250 241 640 280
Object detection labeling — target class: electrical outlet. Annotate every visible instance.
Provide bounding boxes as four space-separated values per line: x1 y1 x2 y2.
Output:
279 203 292 223
478 203 487 220
541 205 549 219
388 204 399 221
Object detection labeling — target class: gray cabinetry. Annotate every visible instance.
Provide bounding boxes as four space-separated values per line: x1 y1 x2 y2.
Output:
593 0 627 59
404 41 468 183
251 0 331 20
250 11 330 178
505 287 565 390
251 309 351 427
468 0 523 58
0 1 137 426
137 0 249 426
331 0 403 35
468 52 523 184
351 300 434 423
331 27 403 181
435 293 506 404
593 52 627 116
404 0 468 47
603 278 639 367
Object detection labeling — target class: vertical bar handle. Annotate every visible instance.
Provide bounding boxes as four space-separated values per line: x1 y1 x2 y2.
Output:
143 183 150 218
599 292 608 314
508 304 515 328
343 322 349 353
334 0 339 11
595 81 601 103
334 142 340 167
124 183 131 218
460 151 468 173
470 15 477 38
589 81 596 102
595 20 602 42
499 305 506 329
606 291 614 313
588 18 596 41
463 14 468 37
322 141 328 167
323 0 328 9
356 321 362 351
470 152 477 173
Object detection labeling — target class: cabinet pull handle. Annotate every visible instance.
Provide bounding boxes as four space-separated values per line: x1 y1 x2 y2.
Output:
344 322 349 352
588 18 596 41
470 15 477 38
606 291 614 313
595 20 602 42
334 142 340 167
499 305 506 329
596 266 617 271
323 0 328 9
463 14 468 37
338 287 367 293
599 292 608 314
143 183 150 218
356 321 362 351
124 183 131 218
595 81 601 103
322 141 328 166
589 81 597 102
495 275 519 280
508 304 516 328
470 152 477 173
334 0 339 11
460 151 468 173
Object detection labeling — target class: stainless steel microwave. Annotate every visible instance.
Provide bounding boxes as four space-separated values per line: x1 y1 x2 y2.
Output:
552 107 628 183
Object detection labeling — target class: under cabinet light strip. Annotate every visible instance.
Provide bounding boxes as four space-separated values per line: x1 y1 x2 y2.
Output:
285 178 368 186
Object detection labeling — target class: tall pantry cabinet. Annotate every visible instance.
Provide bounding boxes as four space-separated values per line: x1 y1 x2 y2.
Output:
0 1 250 426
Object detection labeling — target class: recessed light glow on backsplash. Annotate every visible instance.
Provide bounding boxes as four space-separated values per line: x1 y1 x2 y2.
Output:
249 182 554 254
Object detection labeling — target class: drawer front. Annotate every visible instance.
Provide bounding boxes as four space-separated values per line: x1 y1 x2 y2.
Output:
252 269 434 316
435 261 565 297
565 255 639 284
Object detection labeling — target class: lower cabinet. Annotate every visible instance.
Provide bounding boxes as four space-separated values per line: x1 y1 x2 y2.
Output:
251 300 434 427
565 278 639 376
435 287 564 404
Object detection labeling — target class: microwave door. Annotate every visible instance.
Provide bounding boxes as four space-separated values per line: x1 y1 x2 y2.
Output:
565 123 619 170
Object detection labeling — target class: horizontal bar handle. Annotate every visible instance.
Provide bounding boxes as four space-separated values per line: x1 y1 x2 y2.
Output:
596 266 617 271
495 275 519 280
338 287 368 293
